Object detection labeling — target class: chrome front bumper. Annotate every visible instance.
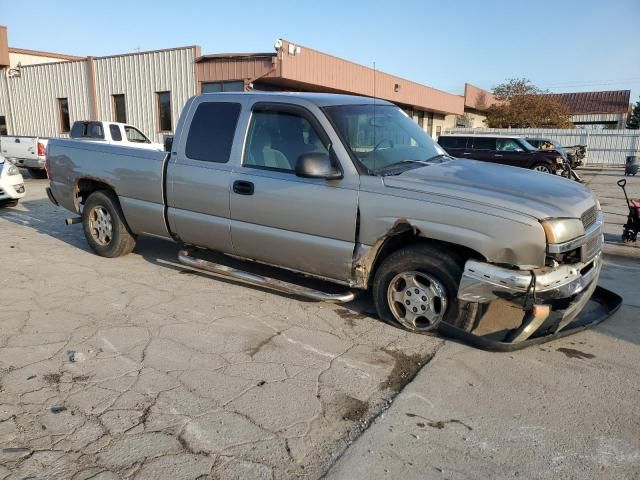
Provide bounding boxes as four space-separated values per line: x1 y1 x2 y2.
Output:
458 253 602 304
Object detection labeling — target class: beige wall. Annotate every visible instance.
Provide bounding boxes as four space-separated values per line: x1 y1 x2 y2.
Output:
93 47 198 143
3 60 91 137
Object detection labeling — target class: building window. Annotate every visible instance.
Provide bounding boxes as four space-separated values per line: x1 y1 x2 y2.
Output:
0 116 7 135
57 98 70 133
112 94 126 123
156 91 172 132
435 125 442 138
201 81 244 93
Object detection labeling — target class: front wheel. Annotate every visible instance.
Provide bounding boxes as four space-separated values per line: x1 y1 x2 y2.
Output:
82 190 136 257
372 244 479 333
531 163 554 174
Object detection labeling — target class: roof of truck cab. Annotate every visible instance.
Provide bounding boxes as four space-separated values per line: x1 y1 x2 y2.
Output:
197 91 394 107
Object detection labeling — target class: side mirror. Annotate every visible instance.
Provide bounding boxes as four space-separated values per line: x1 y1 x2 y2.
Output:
164 136 174 152
295 153 342 180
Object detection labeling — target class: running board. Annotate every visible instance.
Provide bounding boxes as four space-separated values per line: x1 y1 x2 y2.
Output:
178 249 356 303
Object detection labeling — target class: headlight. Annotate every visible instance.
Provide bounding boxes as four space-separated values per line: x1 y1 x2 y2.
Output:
541 218 584 244
6 165 20 176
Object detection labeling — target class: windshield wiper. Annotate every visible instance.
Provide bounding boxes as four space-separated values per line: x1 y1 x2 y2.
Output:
374 154 452 175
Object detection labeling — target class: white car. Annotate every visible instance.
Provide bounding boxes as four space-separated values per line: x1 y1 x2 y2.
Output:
0 154 26 207
70 121 164 151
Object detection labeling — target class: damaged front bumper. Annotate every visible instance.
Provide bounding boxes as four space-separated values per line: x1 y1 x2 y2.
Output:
443 253 622 351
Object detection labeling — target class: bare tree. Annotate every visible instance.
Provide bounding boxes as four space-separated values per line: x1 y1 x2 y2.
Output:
485 78 573 128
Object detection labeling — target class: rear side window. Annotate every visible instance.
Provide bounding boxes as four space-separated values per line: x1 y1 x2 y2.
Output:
70 121 104 139
185 102 241 163
109 125 122 141
470 137 495 150
438 136 467 149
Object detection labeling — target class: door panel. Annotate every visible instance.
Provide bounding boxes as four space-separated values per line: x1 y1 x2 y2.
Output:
228 103 358 282
166 98 245 253
229 169 358 281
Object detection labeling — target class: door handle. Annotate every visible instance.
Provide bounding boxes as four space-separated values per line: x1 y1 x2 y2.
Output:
494 154 503 157
233 180 254 196
462 152 471 155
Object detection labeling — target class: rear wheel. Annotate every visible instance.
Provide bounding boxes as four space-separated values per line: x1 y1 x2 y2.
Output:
28 168 48 179
82 190 136 257
372 244 479 333
531 163 553 174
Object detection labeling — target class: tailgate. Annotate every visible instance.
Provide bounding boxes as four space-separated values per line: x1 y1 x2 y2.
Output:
1 136 37 160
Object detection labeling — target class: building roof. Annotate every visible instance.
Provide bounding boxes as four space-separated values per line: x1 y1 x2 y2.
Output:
196 40 465 115
8 47 84 61
545 90 630 115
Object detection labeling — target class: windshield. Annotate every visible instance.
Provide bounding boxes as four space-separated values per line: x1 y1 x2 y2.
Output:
324 104 448 174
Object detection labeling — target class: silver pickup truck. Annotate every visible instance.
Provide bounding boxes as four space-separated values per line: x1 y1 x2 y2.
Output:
46 92 608 347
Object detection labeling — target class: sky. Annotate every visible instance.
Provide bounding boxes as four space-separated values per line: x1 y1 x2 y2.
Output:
2 0 639 103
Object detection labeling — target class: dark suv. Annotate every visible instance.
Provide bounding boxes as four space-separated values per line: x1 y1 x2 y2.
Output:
438 134 563 174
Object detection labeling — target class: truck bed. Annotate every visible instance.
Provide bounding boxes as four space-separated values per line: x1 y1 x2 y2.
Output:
47 139 170 238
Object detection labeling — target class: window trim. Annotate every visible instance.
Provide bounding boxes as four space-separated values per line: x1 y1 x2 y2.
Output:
241 102 341 176
57 97 71 134
156 91 172 133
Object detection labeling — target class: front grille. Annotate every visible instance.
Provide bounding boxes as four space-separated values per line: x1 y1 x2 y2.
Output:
582 233 603 262
581 205 597 229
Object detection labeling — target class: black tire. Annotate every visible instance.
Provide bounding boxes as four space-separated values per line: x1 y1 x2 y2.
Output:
28 169 48 179
531 163 554 174
372 243 478 333
0 199 19 208
82 190 136 257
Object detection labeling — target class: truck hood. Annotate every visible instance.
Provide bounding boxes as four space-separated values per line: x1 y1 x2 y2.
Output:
383 159 596 220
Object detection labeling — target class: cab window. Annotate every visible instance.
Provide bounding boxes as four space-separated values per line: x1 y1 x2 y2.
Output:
124 126 151 144
244 110 328 172
471 138 495 150
496 139 523 152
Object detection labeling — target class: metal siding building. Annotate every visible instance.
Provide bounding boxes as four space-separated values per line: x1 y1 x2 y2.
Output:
93 47 198 143
2 59 92 137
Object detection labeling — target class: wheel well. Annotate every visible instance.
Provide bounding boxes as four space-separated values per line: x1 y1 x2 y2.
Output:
366 225 484 287
75 179 115 208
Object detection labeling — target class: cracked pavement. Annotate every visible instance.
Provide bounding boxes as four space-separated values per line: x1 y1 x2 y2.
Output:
0 179 441 479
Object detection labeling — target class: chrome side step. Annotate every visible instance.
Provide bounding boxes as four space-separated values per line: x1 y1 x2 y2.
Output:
178 249 356 303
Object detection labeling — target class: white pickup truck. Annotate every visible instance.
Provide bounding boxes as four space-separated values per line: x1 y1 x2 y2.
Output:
0 136 49 178
70 121 163 151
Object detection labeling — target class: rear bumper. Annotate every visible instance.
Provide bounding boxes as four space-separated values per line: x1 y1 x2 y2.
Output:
13 157 45 169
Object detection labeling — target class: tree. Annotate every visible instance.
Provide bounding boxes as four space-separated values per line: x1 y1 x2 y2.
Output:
627 98 640 129
484 78 573 128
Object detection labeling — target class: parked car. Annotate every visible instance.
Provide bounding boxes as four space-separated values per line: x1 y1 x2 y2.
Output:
70 121 163 151
0 135 49 178
526 138 585 169
438 134 564 174
46 92 604 346
0 154 26 207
